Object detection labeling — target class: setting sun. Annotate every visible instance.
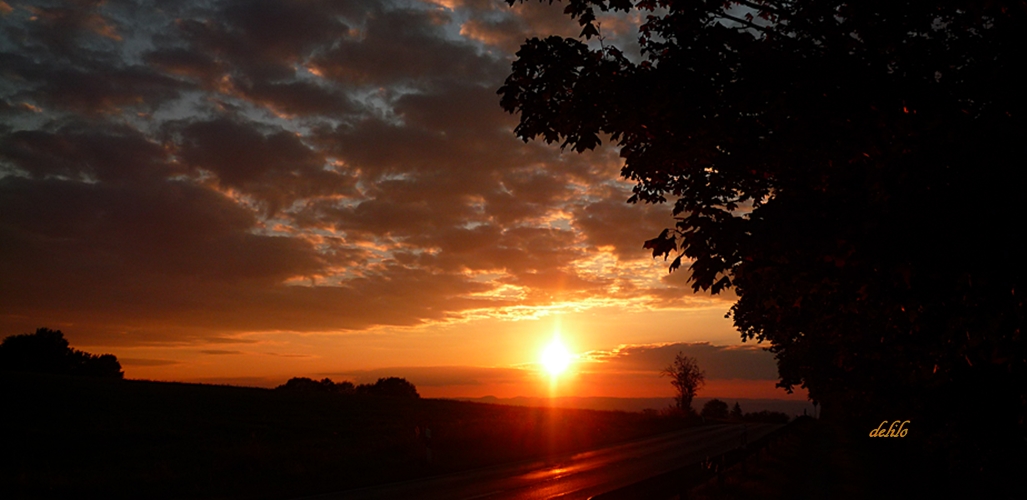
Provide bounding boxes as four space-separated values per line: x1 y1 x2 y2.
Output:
541 338 572 376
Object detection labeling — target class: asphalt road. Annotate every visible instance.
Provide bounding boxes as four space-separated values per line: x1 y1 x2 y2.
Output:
300 423 781 500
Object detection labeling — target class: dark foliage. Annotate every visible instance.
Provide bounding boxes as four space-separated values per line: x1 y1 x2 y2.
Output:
700 398 729 419
276 377 355 394
499 0 1026 485
743 410 790 424
357 377 420 398
275 376 420 398
0 328 123 379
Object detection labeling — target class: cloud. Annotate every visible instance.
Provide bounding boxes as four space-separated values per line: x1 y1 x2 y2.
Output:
169 0 363 82
13 1 124 58
0 121 177 182
120 358 181 367
571 183 677 261
0 0 735 354
437 0 584 55
309 7 506 86
173 116 357 213
583 342 779 381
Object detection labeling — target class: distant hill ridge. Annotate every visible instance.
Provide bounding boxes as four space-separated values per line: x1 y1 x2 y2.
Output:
452 396 816 416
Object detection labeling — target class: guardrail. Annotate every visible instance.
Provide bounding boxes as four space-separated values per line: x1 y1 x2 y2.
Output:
590 417 812 500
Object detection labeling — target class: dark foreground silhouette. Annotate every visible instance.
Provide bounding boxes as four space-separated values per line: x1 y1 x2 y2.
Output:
0 371 688 499
499 0 1027 489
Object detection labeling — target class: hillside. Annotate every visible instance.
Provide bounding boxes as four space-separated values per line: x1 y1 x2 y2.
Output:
1 372 687 499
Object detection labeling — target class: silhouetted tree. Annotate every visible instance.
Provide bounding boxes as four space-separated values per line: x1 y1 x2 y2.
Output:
356 377 419 398
701 399 729 420
499 0 1026 485
730 402 743 421
0 328 123 378
661 353 704 414
277 377 325 391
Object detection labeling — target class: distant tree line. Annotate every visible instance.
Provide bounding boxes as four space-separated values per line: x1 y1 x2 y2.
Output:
276 376 419 398
701 398 790 424
0 328 123 379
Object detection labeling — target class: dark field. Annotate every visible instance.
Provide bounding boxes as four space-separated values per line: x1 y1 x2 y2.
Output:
1 372 687 499
686 417 1027 500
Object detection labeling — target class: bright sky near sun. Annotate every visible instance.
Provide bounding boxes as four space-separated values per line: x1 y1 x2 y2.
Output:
541 336 572 377
0 0 804 401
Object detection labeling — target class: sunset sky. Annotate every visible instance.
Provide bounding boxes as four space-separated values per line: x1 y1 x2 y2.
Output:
0 0 804 401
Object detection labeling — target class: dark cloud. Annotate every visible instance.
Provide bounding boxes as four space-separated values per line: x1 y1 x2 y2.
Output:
584 342 779 381
169 0 360 82
31 64 185 115
0 99 42 117
572 184 676 261
0 175 320 284
310 7 506 86
0 175 325 344
458 4 575 54
0 52 186 116
0 176 507 344
144 47 220 82
263 352 312 358
12 0 123 59
173 117 356 213
121 358 181 366
232 79 359 118
393 82 515 132
0 121 176 182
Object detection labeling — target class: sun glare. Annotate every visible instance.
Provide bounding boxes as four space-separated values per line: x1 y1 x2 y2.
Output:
541 338 572 376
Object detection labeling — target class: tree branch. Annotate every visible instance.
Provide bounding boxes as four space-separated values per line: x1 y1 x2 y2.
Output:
719 12 772 32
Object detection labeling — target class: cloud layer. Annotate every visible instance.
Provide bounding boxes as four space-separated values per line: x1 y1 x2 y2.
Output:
0 0 734 356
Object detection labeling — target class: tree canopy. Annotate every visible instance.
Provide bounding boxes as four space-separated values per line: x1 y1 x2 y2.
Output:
357 377 420 398
500 0 1026 483
276 376 419 398
0 328 123 379
700 398 729 419
276 377 356 394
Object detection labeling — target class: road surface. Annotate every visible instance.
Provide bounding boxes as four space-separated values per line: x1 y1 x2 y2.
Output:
298 423 780 500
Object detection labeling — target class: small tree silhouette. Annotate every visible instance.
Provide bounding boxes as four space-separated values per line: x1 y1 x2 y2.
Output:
730 402 743 420
661 352 705 414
